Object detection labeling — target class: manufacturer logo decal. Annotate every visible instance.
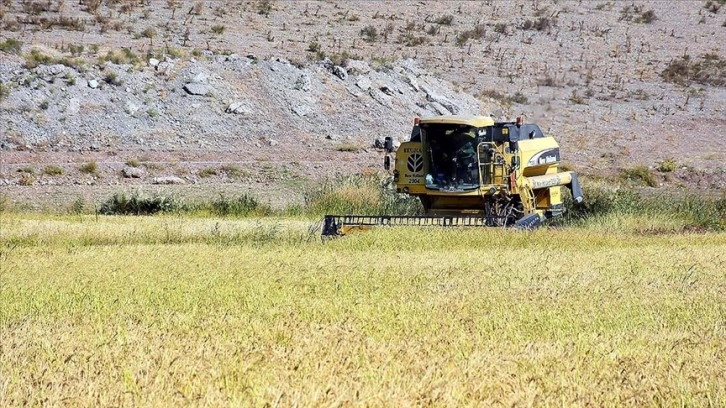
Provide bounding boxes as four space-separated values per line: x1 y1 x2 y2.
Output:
527 148 560 166
407 153 423 173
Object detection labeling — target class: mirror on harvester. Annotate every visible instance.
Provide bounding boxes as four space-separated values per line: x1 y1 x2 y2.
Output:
384 155 391 170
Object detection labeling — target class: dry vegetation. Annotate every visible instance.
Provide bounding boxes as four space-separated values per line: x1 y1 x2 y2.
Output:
1 214 725 405
1 1 725 401
0 0 724 184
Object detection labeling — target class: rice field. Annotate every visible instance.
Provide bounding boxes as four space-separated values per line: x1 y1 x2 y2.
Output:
1 214 725 406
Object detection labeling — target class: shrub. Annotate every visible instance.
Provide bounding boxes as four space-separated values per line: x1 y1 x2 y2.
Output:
211 25 225 34
68 44 84 57
140 27 156 45
303 174 423 216
22 0 52 14
219 164 247 179
213 6 228 17
0 83 9 101
43 165 64 176
335 143 362 152
661 54 726 87
307 42 321 53
82 0 101 14
564 185 641 220
537 74 562 87
99 191 181 215
434 14 454 25
69 196 85 215
23 49 84 70
562 184 726 231
141 27 156 39
257 0 273 16
23 49 53 69
620 166 658 187
636 10 657 24
121 48 141 63
656 159 677 173
0 38 23 54
126 158 140 167
479 89 529 105
210 194 272 217
521 17 553 31
620 5 656 23
510 92 528 104
479 89 507 101
18 166 34 175
198 167 218 178
399 33 428 47
360 25 378 43
79 161 99 176
456 24 487 46
681 194 726 230
328 50 360 67
56 57 84 71
705 1 723 13
569 90 585 104
103 71 123 86
19 173 35 186
167 47 183 58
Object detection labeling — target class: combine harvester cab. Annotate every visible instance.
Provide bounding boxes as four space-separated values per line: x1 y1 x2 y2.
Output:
322 115 583 236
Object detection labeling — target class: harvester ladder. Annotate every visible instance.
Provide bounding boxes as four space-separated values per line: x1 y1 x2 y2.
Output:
477 142 506 186
521 185 536 213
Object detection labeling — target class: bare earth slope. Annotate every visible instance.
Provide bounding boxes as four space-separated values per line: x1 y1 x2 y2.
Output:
0 0 724 209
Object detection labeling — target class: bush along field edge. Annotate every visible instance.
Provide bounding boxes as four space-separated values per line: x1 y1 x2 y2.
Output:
0 174 724 232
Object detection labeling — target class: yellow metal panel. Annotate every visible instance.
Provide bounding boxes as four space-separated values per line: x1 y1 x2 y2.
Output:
396 142 426 186
536 189 551 209
527 172 573 190
549 187 562 206
419 115 495 127
519 137 560 177
340 225 373 235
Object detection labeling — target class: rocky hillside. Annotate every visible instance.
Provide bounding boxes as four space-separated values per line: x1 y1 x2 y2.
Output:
0 0 725 207
0 51 478 154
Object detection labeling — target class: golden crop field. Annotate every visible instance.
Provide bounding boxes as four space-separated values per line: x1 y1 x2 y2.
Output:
1 214 725 406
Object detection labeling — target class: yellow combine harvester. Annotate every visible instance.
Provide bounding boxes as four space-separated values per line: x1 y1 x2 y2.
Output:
322 115 583 236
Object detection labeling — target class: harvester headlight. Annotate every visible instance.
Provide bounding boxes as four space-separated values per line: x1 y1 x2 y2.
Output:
488 187 497 195
402 187 409 194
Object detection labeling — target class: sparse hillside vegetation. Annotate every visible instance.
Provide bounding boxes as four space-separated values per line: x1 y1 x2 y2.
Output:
0 0 723 212
661 53 726 87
